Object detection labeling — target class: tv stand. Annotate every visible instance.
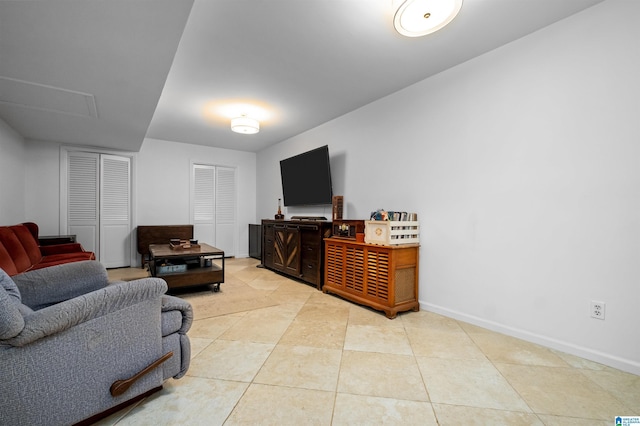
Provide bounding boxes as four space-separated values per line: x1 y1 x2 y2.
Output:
261 219 332 289
290 216 327 221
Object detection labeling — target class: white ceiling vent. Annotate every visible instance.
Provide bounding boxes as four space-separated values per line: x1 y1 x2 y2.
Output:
0 76 98 118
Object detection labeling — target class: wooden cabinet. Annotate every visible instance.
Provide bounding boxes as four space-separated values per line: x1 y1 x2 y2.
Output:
262 221 275 268
273 224 300 275
262 219 332 289
323 237 420 318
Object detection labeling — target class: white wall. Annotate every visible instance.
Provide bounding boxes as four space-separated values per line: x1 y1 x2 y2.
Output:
23 137 257 260
256 0 640 374
0 118 26 224
24 140 61 232
136 138 257 258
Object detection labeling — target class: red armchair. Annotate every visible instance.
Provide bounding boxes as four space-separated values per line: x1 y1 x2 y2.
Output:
0 222 95 276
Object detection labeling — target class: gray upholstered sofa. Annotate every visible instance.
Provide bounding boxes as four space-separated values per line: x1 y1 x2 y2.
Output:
0 260 193 425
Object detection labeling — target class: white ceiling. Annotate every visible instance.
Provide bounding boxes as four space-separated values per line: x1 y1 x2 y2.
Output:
0 0 603 153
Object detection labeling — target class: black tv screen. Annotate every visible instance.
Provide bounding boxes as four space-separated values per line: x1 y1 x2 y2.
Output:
280 145 333 206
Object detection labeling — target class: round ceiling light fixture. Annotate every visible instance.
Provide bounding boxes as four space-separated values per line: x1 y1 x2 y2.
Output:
231 115 260 134
393 0 463 37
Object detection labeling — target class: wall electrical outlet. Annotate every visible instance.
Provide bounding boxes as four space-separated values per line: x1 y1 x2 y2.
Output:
591 301 605 320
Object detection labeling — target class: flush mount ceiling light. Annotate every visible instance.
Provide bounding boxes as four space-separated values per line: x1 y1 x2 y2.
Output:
393 0 463 37
231 115 259 134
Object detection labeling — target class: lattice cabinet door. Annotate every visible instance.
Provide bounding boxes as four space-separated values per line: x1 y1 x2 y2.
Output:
323 237 419 319
365 248 391 302
273 225 301 275
325 241 346 289
345 245 365 294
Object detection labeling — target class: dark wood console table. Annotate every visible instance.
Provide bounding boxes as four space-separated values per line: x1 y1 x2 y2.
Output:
149 243 224 291
261 219 332 289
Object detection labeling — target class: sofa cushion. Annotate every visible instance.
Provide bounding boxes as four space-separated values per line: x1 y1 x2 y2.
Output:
0 268 25 339
0 242 18 276
10 224 43 265
0 228 32 274
34 253 96 271
21 222 40 240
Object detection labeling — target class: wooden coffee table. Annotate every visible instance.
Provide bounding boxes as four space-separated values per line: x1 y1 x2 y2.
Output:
148 243 225 291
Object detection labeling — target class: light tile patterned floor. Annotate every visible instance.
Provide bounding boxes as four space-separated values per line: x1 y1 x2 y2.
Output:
99 257 640 425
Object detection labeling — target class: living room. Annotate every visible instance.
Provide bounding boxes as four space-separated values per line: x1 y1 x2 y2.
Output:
1 0 639 422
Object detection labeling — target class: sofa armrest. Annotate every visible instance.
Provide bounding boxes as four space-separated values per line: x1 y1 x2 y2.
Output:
39 242 86 255
161 295 193 335
12 260 110 310
3 278 167 347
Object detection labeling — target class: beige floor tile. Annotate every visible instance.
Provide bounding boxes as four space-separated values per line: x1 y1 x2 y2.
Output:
338 350 428 401
457 320 497 335
188 313 244 339
406 326 486 360
536 414 611 426
188 336 213 359
225 383 334 425
468 332 570 367
254 345 342 391
496 363 629 420
400 310 462 331
333 393 438 425
184 286 279 320
268 286 314 307
349 303 405 327
308 290 348 306
417 357 530 412
219 314 293 343
580 368 640 412
432 404 543 425
115 376 249 426
231 265 279 284
344 324 413 355
279 318 347 349
243 277 286 290
295 300 350 324
273 278 317 293
92 399 143 425
187 339 273 382
550 349 614 371
243 300 302 321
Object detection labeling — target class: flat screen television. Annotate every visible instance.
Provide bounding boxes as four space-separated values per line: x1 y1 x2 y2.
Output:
280 145 333 206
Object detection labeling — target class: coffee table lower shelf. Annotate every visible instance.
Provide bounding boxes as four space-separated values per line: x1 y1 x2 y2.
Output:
148 243 225 292
151 265 224 291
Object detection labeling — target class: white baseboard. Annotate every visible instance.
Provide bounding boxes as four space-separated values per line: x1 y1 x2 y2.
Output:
421 301 640 376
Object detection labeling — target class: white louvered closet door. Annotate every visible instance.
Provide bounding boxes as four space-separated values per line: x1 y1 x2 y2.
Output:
67 152 100 257
100 155 131 268
215 166 237 256
66 152 131 268
191 164 237 256
193 164 216 246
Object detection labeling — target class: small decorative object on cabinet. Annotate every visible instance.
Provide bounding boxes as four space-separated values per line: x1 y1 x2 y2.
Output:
323 237 419 318
262 219 332 289
332 219 364 239
275 198 285 220
332 195 343 220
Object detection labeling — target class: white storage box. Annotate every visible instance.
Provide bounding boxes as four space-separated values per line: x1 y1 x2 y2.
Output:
364 220 419 246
